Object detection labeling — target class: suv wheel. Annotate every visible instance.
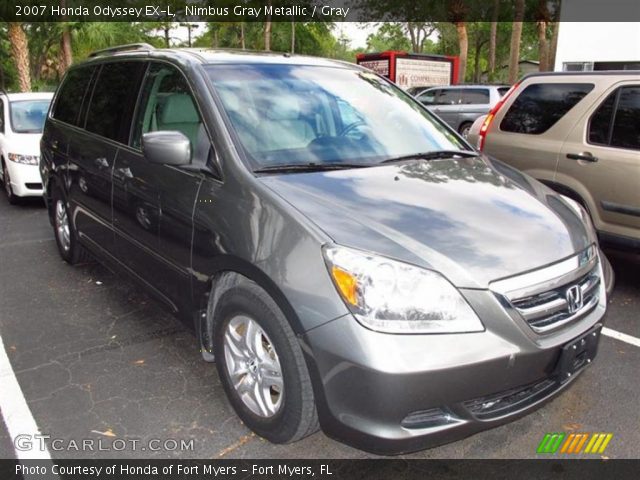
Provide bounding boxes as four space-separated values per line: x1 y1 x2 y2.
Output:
459 122 473 139
2 160 18 205
213 279 319 443
51 188 91 264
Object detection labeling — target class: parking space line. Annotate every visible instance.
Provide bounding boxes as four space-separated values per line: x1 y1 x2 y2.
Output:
602 327 640 348
0 332 52 461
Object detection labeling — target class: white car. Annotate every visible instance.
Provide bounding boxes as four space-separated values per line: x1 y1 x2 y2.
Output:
0 91 53 203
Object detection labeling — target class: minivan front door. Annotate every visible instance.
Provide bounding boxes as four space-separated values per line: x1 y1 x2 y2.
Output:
113 62 207 313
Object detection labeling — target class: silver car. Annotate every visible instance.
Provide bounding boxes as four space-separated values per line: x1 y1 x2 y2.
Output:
416 85 509 138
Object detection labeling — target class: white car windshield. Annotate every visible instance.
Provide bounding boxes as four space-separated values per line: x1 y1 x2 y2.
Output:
10 99 51 134
206 64 465 169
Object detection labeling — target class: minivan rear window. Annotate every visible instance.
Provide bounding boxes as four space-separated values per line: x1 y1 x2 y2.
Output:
500 83 594 134
461 89 490 105
52 67 95 126
85 61 146 143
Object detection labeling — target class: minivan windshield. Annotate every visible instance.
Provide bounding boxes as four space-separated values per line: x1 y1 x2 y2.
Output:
10 99 51 134
206 64 466 170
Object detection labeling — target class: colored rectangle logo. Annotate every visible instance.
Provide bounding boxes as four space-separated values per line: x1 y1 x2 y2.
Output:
537 433 613 454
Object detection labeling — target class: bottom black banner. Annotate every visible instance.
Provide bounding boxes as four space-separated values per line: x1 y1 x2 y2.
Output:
1 459 639 480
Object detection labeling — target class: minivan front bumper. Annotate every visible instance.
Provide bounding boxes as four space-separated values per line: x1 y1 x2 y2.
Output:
303 254 612 455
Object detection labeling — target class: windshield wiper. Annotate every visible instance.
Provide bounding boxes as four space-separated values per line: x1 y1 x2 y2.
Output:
380 150 479 165
254 163 371 174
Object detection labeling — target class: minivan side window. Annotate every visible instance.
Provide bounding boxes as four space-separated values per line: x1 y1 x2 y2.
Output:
588 86 640 150
131 63 204 160
52 67 95 126
417 89 438 104
500 83 594 134
461 89 490 105
436 89 462 105
85 61 146 143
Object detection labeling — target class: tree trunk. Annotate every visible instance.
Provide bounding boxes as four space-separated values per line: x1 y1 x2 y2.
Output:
455 22 468 83
508 0 525 84
59 0 73 73
240 22 246 50
8 23 31 92
291 21 295 53
264 1 272 51
163 24 171 48
537 21 548 71
548 22 560 71
488 0 499 75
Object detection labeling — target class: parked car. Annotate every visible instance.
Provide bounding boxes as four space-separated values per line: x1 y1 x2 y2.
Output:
0 91 53 203
473 72 640 251
415 85 510 137
41 46 613 455
406 86 428 96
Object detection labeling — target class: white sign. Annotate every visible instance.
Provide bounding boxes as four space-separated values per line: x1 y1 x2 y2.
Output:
395 58 452 88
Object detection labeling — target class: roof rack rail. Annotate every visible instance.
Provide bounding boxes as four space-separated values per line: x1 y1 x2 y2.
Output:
89 43 155 58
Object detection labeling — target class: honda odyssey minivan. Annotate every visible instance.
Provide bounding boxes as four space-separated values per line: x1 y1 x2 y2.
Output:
41 45 614 454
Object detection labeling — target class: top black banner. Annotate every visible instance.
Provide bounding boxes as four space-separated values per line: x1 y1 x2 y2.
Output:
3 0 640 22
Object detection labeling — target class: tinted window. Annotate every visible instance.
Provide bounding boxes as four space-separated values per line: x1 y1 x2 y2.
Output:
611 86 640 150
500 83 594 134
85 62 145 142
53 67 95 125
132 63 204 158
461 89 490 105
9 99 51 133
497 87 510 97
588 91 616 145
436 89 462 105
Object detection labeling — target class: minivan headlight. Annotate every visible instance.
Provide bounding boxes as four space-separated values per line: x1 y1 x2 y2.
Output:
323 245 484 334
8 153 39 165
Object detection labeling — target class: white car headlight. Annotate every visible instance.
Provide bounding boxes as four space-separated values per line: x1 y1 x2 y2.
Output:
323 245 484 334
8 153 39 165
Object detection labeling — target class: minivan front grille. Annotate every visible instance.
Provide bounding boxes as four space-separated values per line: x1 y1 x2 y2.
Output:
490 246 601 334
511 269 600 332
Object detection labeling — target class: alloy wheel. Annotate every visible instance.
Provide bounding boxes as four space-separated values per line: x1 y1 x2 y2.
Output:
223 315 284 418
55 199 71 252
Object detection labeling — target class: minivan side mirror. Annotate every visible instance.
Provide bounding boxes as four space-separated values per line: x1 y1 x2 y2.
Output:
141 131 191 166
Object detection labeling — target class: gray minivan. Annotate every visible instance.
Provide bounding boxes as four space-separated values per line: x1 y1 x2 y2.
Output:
416 85 509 137
41 45 613 455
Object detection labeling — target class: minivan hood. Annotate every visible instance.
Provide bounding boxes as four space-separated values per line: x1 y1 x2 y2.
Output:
5 132 43 156
260 157 593 288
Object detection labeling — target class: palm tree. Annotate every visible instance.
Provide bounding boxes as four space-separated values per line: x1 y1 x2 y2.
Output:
264 1 272 51
8 23 31 92
508 0 525 84
449 1 469 82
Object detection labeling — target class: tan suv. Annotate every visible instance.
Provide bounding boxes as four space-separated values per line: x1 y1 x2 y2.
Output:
473 72 640 250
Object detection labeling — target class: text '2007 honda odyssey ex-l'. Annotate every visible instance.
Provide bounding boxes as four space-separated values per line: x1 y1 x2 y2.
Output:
40 45 614 455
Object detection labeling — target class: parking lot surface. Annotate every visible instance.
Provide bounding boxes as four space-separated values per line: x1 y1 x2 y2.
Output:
0 195 638 459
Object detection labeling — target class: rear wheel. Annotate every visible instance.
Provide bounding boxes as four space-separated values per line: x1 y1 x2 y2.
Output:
51 188 91 264
213 278 318 443
2 160 18 205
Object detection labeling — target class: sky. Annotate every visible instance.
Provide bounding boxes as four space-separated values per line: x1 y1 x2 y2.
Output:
170 22 378 49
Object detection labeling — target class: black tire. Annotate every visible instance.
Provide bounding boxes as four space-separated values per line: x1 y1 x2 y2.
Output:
2 160 18 205
459 122 473 139
213 278 319 443
51 188 92 265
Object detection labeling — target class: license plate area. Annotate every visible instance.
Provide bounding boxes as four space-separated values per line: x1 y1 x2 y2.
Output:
557 324 601 383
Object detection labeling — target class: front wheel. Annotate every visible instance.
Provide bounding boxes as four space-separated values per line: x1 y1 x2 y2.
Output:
213 279 318 443
459 122 473 139
2 161 18 205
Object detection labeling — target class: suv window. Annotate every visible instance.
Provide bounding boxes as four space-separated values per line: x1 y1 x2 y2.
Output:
461 89 490 105
131 63 204 160
417 89 438 104
589 86 640 150
497 87 510 97
85 61 146 143
500 83 594 134
52 67 95 126
436 89 462 105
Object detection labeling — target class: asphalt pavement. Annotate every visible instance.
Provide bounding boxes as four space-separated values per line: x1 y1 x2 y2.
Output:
0 195 638 459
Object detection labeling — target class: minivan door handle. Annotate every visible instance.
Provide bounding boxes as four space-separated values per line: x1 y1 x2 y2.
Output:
567 152 598 163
